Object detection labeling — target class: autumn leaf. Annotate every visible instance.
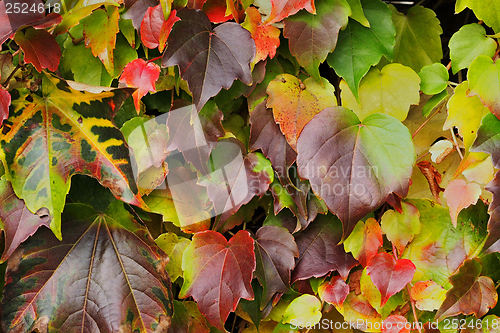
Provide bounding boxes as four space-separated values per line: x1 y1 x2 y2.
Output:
468 55 500 119
344 218 383 267
292 214 358 283
282 294 322 327
436 258 498 321
382 315 410 333
297 107 414 239
366 252 415 307
254 225 299 309
443 179 481 227
180 230 255 330
119 58 160 112
360 267 406 316
0 88 10 127
0 176 50 262
140 5 180 52
283 0 350 81
381 202 421 254
471 108 500 168
416 160 444 204
162 8 255 110
242 7 281 63
14 27 61 72
203 0 233 23
1 202 173 332
410 280 446 311
155 232 191 282
341 293 382 331
479 171 500 253
264 0 316 25
318 276 350 306
121 0 158 29
267 74 337 150
0 74 143 239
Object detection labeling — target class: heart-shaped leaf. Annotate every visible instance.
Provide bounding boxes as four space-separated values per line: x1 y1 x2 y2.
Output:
180 230 255 330
282 294 322 327
318 276 350 306
155 232 191 283
443 179 481 227
381 202 421 254
418 63 448 95
119 58 160 112
0 74 144 240
468 55 500 120
1 202 173 332
456 0 500 34
471 108 500 167
162 8 255 110
141 5 180 52
14 27 61 72
410 280 446 311
296 107 414 239
344 218 383 267
366 252 416 307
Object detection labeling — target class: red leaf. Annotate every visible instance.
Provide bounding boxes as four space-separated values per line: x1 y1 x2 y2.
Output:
203 0 233 23
244 7 280 63
188 0 208 9
318 276 350 306
0 88 10 127
119 58 160 112
443 179 481 227
14 27 61 72
264 0 316 25
141 5 180 52
344 218 383 267
180 230 256 330
122 0 158 29
366 252 416 307
382 315 410 333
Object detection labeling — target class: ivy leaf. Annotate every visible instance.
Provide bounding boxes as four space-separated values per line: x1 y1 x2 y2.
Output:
14 27 61 73
327 0 395 100
180 230 255 330
382 315 410 333
341 63 421 121
410 280 446 311
121 0 158 29
283 0 350 82
449 23 497 74
479 171 500 253
445 81 490 151
0 74 144 240
282 294 322 327
292 214 358 283
346 0 369 27
418 63 448 95
436 259 498 321
254 225 299 309
360 267 406 316
318 276 350 306
140 5 180 52
390 5 443 73
0 176 50 262
266 74 336 150
119 58 160 112
242 7 281 63
81 6 120 75
264 0 316 25
468 55 500 120
0 88 10 127
381 202 421 254
341 293 382 331
155 232 191 283
456 0 500 33
162 8 255 111
471 112 500 168
1 202 173 333
366 252 416 307
344 218 383 267
297 107 415 239
443 179 481 228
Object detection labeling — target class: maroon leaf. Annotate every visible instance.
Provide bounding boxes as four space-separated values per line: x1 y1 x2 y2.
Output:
0 177 50 262
254 225 299 308
166 100 225 174
292 214 358 283
14 27 61 72
483 171 500 253
179 230 255 330
1 203 173 332
318 276 350 306
436 259 497 321
366 252 416 307
140 5 180 52
162 8 255 110
0 88 10 127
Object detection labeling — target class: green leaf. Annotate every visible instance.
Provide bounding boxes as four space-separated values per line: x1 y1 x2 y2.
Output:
471 112 500 168
418 63 449 95
456 0 500 34
341 63 421 121
381 202 421 254
155 232 191 283
297 107 415 239
283 0 350 82
327 0 395 100
346 0 369 27
449 23 497 74
1 202 173 332
0 75 144 239
468 55 500 119
390 5 443 72
282 294 322 327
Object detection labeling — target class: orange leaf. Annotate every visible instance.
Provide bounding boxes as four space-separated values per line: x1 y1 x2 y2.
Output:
443 179 481 227
243 7 280 63
382 315 410 333
416 160 444 204
119 59 160 112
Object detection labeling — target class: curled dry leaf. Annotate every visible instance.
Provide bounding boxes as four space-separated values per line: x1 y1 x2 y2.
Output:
416 160 444 204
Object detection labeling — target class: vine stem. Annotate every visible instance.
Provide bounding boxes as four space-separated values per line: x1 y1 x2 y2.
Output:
450 128 464 159
148 55 163 63
2 64 21 88
412 102 445 139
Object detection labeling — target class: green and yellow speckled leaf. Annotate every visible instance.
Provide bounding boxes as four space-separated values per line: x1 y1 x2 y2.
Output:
0 73 145 240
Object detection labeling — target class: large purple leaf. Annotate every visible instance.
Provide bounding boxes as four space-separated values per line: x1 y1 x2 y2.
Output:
292 214 358 283
162 8 255 110
296 106 414 239
0 176 50 262
1 202 173 332
254 225 299 308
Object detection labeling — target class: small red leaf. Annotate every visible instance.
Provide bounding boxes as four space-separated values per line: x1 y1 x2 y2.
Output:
14 27 61 72
443 179 481 227
119 58 160 112
180 230 256 330
318 276 349 306
141 5 180 52
366 252 416 307
382 315 410 333
0 88 10 127
264 0 316 25
203 0 233 23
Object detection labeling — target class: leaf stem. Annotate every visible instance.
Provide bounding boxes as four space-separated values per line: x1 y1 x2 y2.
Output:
407 284 423 333
449 128 463 159
412 103 445 139
67 31 84 45
446 61 452 71
2 64 21 88
148 55 163 63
